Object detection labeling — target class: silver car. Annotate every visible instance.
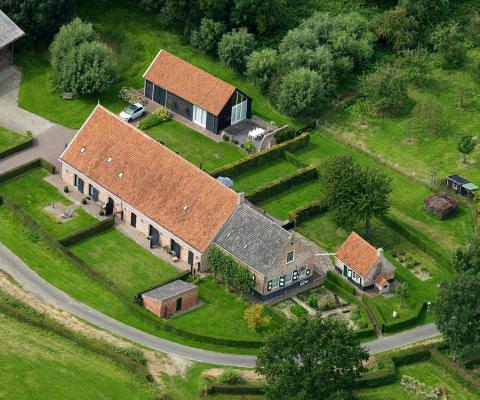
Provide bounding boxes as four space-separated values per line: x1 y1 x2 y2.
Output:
119 103 146 122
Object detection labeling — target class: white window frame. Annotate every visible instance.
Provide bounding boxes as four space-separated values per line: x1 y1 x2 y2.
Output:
286 251 295 264
299 265 307 277
192 105 207 128
271 277 280 289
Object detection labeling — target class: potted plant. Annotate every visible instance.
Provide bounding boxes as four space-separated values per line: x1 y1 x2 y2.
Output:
81 198 88 205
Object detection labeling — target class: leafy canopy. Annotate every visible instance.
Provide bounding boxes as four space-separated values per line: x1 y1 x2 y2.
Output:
218 27 255 72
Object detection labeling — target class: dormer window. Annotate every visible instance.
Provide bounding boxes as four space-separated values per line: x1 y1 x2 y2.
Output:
107 157 112 163
80 147 86 153
118 172 124 178
286 251 295 264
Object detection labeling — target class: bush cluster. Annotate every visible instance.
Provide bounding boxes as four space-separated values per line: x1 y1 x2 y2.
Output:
119 87 145 105
137 107 170 130
219 369 246 384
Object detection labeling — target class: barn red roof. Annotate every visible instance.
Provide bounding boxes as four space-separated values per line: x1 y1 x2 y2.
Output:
144 49 236 116
60 106 239 252
336 232 380 277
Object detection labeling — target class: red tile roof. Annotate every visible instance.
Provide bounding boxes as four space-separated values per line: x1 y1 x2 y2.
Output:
144 50 236 116
375 276 387 286
336 232 379 277
60 106 239 252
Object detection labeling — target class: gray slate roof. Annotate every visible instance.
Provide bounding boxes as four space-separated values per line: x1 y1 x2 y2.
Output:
215 203 291 276
0 10 24 49
141 280 196 302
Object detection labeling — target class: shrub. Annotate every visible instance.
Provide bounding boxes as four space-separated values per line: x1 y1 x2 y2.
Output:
276 68 325 117
246 48 279 92
431 22 467 69
119 87 145 105
219 369 246 384
244 304 271 331
190 18 224 55
308 294 318 309
242 140 256 154
275 127 296 144
218 28 255 72
137 107 170 130
290 304 308 317
400 375 440 400
223 133 231 142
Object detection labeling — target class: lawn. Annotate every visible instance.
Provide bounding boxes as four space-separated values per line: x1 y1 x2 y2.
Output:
0 312 154 400
0 127 28 152
166 276 284 341
69 228 178 298
145 120 244 172
257 180 321 220
0 168 97 238
231 158 299 193
357 361 480 400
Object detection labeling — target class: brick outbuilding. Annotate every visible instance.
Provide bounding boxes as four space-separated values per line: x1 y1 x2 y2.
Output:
141 280 198 318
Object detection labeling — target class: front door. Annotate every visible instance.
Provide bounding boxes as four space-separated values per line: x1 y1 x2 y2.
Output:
105 197 114 216
176 297 182 311
149 225 159 248
192 105 207 127
130 212 137 228
171 240 181 257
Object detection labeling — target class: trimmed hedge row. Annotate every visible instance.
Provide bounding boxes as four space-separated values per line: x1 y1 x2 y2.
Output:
382 302 427 334
246 165 318 203
288 198 328 225
325 271 356 296
205 383 266 395
0 134 33 160
353 326 377 340
210 133 310 178
59 217 115 246
0 158 55 185
362 295 386 326
0 296 152 381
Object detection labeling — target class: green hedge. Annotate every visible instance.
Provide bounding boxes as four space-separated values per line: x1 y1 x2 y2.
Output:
325 271 356 297
275 126 296 144
391 346 431 366
362 295 386 326
288 198 328 225
459 350 480 369
356 366 396 388
210 133 310 178
382 302 427 334
0 135 33 160
59 218 115 246
205 383 266 395
246 165 318 203
353 326 376 340
0 158 55 185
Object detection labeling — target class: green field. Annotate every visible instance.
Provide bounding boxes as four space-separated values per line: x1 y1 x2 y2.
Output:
69 228 178 297
0 312 154 400
145 120 244 172
0 127 28 152
0 169 97 238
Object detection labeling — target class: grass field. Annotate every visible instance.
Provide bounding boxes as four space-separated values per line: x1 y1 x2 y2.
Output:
0 169 97 238
0 127 28 152
0 312 154 400
145 120 244 172
357 361 480 400
69 228 178 298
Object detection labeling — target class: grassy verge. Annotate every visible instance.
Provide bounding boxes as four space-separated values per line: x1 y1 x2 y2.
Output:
0 127 31 154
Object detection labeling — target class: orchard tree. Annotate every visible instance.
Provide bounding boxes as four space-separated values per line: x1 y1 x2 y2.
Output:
396 48 432 87
457 135 476 164
431 22 467 69
0 0 75 39
350 98 375 126
190 18 224 54
452 237 480 273
399 0 450 26
276 68 325 117
433 273 480 362
218 28 255 71
246 48 278 92
256 315 369 400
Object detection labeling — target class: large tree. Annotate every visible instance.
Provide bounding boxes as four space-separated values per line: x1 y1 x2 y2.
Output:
319 155 392 236
256 315 368 400
430 22 467 69
433 273 480 362
371 7 419 51
0 0 75 40
451 237 480 273
218 27 255 71
246 48 278 92
190 17 224 54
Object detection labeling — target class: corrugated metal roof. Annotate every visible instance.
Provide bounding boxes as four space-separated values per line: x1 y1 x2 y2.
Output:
462 182 478 191
0 10 24 49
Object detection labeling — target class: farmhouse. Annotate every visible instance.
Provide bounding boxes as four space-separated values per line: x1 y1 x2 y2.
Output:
143 49 251 134
0 10 24 71
335 232 395 292
215 203 326 300
59 105 239 271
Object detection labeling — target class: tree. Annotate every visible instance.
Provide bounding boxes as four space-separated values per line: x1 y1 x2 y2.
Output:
190 18 224 54
0 0 75 39
256 315 369 400
452 237 480 273
433 273 480 362
430 22 467 69
361 66 408 115
276 68 325 117
399 0 450 26
396 48 432 87
246 48 278 92
244 304 271 330
230 0 285 34
234 265 253 295
350 98 375 126
370 7 419 51
319 155 391 236
411 98 445 135
457 136 476 164
395 281 409 306
218 28 255 71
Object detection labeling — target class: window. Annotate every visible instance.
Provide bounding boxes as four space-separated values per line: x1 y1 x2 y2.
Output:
292 270 299 281
88 184 99 201
267 280 272 291
271 277 280 289
279 276 285 287
285 272 293 283
286 251 295 264
299 265 307 277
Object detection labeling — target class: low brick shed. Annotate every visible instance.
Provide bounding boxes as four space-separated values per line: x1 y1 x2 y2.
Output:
141 280 198 318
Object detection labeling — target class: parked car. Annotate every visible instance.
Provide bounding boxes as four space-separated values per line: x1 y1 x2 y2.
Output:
119 103 146 122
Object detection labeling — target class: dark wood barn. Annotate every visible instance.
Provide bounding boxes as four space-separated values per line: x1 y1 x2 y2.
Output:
143 49 251 135
0 10 24 71
424 192 459 219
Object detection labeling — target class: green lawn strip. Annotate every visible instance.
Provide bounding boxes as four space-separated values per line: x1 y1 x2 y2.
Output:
144 120 245 172
256 180 321 221
356 361 480 400
0 311 154 400
0 127 29 151
0 206 258 354
232 158 299 193
68 228 178 298
166 277 283 342
0 168 97 238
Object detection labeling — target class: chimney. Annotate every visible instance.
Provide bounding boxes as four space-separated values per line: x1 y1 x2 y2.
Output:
238 192 245 204
377 248 384 259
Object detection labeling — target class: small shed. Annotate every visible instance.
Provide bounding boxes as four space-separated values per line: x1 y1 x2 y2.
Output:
141 280 198 318
374 276 390 294
445 175 478 198
424 192 459 219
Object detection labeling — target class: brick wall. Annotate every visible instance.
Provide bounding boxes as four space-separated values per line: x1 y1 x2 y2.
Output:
142 287 198 318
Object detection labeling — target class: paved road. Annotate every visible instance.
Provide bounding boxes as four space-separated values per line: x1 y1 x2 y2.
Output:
0 243 440 367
